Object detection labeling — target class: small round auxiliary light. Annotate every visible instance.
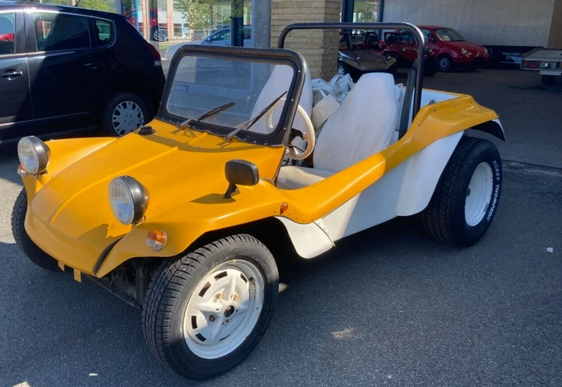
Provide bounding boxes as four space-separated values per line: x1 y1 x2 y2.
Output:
146 230 167 252
280 202 289 214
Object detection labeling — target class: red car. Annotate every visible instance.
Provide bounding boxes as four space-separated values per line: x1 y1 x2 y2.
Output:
383 26 489 72
382 30 439 76
418 26 489 71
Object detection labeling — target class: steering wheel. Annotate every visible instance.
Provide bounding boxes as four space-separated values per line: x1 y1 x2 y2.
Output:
264 98 316 160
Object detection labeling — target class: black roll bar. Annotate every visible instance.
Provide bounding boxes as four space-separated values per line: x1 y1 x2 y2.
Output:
278 22 426 119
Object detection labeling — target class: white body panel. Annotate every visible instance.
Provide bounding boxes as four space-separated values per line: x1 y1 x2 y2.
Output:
279 132 464 257
276 81 505 258
275 217 334 258
321 131 463 241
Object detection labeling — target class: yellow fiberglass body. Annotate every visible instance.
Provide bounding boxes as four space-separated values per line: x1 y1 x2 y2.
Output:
20 92 497 278
13 26 504 380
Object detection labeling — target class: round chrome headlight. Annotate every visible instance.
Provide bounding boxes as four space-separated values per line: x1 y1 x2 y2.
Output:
17 136 50 175
108 176 149 225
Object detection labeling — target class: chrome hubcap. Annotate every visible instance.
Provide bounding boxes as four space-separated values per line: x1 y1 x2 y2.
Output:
112 101 144 136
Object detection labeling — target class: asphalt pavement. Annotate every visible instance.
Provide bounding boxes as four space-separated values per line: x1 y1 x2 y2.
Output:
0 145 561 386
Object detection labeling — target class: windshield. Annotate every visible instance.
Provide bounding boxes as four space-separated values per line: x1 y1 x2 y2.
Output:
434 28 465 42
165 53 296 144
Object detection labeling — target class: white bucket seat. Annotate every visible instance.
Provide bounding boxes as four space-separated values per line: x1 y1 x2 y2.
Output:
278 73 400 189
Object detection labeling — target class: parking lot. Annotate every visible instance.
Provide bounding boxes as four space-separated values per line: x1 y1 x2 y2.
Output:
0 67 561 386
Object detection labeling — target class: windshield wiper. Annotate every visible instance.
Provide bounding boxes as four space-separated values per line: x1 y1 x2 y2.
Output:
225 91 287 141
178 102 236 130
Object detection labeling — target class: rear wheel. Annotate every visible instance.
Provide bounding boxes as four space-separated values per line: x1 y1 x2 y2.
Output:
422 137 502 246
101 92 149 137
424 57 438 77
142 234 278 380
542 75 556 85
11 190 61 271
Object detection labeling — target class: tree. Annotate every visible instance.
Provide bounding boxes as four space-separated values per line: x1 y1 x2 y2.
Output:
174 0 220 38
46 0 113 13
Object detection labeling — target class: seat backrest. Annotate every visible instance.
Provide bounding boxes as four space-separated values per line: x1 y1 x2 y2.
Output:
249 62 313 135
313 73 399 172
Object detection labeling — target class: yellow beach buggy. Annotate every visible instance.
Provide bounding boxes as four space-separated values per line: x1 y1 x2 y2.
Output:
12 23 504 379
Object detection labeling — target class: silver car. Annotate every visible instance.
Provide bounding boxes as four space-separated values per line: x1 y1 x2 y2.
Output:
165 26 252 61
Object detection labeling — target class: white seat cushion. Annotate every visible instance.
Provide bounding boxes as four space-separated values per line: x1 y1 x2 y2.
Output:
277 166 334 190
313 73 400 172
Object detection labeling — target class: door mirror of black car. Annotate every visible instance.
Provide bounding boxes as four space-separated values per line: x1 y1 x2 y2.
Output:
224 160 259 198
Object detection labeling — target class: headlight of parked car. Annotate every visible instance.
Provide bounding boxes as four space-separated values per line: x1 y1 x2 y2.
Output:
461 48 468 55
108 176 149 225
17 136 50 175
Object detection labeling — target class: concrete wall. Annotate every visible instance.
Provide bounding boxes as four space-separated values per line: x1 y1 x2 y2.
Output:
548 0 562 48
383 0 555 47
270 0 341 79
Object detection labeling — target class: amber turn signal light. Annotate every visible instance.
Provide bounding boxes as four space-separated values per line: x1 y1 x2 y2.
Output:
146 230 167 251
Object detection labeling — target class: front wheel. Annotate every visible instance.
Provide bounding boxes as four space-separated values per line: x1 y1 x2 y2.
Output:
437 55 452 72
422 137 502 246
424 57 438 77
11 190 61 271
142 234 279 380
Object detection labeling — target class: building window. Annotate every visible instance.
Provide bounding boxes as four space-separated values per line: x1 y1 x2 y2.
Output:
353 0 382 22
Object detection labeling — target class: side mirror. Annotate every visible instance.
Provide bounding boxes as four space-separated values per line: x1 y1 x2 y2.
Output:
224 160 259 198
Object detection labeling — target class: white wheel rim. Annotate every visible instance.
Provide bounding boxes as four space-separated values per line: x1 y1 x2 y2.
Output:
465 162 494 226
183 260 264 359
112 101 144 136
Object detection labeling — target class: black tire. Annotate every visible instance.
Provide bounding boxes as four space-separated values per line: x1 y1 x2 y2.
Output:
422 137 502 246
11 190 61 271
101 92 149 137
437 55 452 72
542 75 556 85
424 57 438 77
142 234 279 380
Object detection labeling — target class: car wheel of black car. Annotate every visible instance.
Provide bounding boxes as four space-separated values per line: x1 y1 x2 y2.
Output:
542 75 556 85
102 92 149 136
422 137 502 247
142 234 279 380
11 190 61 272
437 55 452 72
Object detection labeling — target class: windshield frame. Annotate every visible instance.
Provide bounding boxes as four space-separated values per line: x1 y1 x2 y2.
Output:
157 45 306 147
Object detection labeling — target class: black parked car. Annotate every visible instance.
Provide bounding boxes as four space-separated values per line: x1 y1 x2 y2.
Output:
0 1 165 142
